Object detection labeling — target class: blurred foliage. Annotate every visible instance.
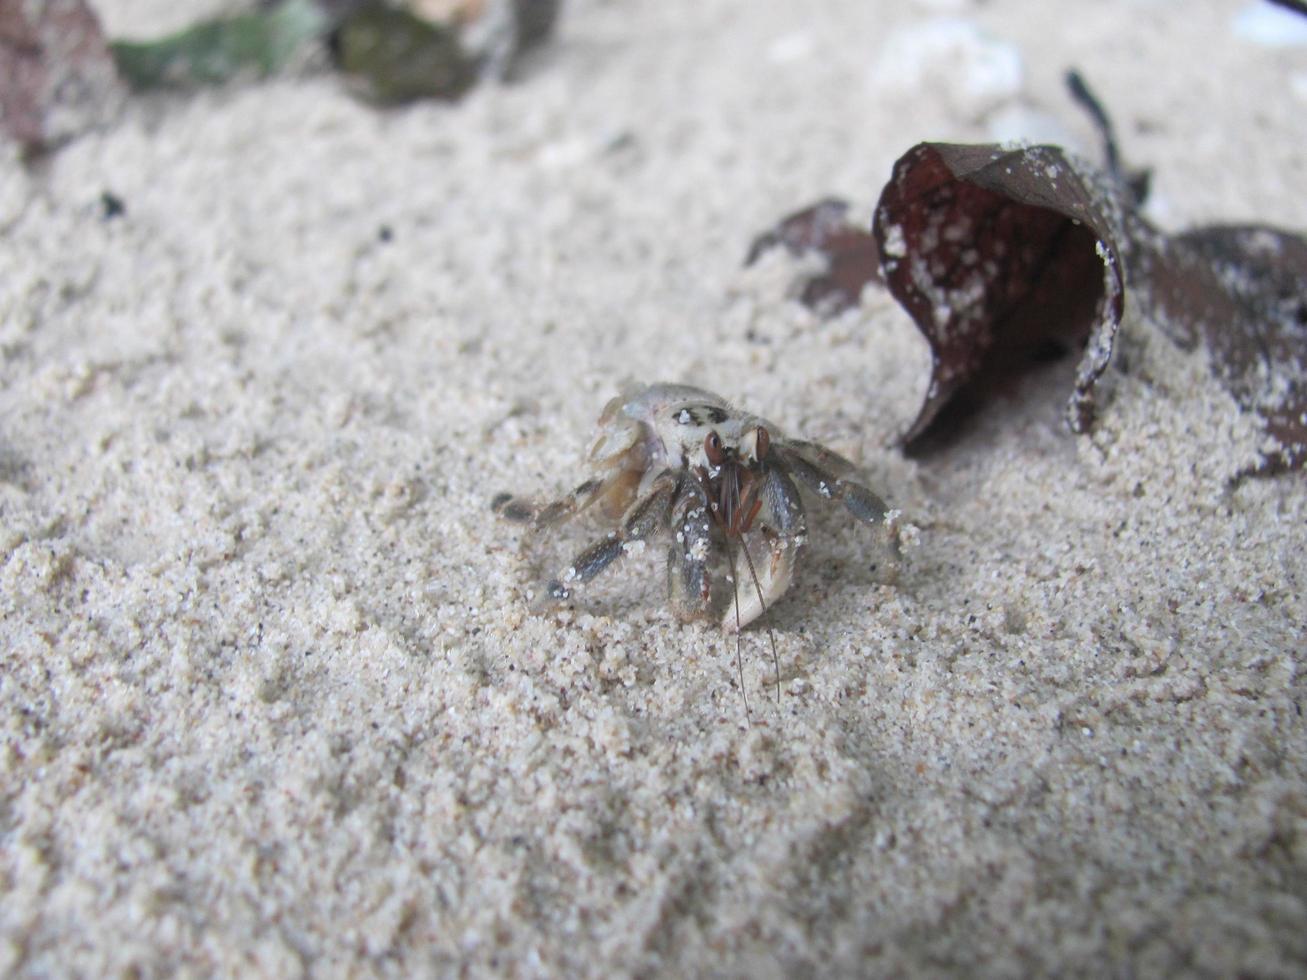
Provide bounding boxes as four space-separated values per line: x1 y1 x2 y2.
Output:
111 0 329 88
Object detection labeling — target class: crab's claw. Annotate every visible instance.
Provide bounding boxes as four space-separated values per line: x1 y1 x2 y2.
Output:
721 465 806 632
722 534 800 632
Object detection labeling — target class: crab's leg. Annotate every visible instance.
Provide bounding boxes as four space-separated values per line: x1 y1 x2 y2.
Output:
724 466 805 631
667 480 714 621
547 473 678 601
779 439 860 478
776 447 888 526
494 465 641 529
492 477 603 525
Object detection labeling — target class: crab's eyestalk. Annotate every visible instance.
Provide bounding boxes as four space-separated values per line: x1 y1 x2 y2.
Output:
742 425 770 464
704 430 726 468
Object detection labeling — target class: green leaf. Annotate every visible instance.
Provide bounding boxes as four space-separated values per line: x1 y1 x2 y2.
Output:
110 0 330 89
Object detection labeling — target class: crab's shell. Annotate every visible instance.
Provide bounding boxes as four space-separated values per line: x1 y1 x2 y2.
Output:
589 383 780 477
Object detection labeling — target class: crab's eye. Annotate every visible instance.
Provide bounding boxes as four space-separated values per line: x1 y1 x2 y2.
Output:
704 431 725 466
753 426 770 461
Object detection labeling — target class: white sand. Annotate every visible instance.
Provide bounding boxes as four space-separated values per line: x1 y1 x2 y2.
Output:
3 0 1306 974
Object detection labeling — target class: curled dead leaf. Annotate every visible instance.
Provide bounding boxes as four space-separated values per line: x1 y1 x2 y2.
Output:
873 142 1127 445
871 138 1307 473
751 131 1307 474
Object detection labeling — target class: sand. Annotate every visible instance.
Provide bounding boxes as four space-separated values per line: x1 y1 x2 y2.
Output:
2 0 1306 974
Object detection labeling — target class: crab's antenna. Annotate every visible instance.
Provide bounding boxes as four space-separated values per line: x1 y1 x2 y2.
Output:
728 537 751 724
737 537 782 708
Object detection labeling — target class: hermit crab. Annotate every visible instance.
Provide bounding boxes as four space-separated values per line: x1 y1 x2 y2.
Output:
493 383 893 641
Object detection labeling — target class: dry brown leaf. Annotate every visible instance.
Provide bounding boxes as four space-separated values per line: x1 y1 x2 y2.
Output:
0 0 122 153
